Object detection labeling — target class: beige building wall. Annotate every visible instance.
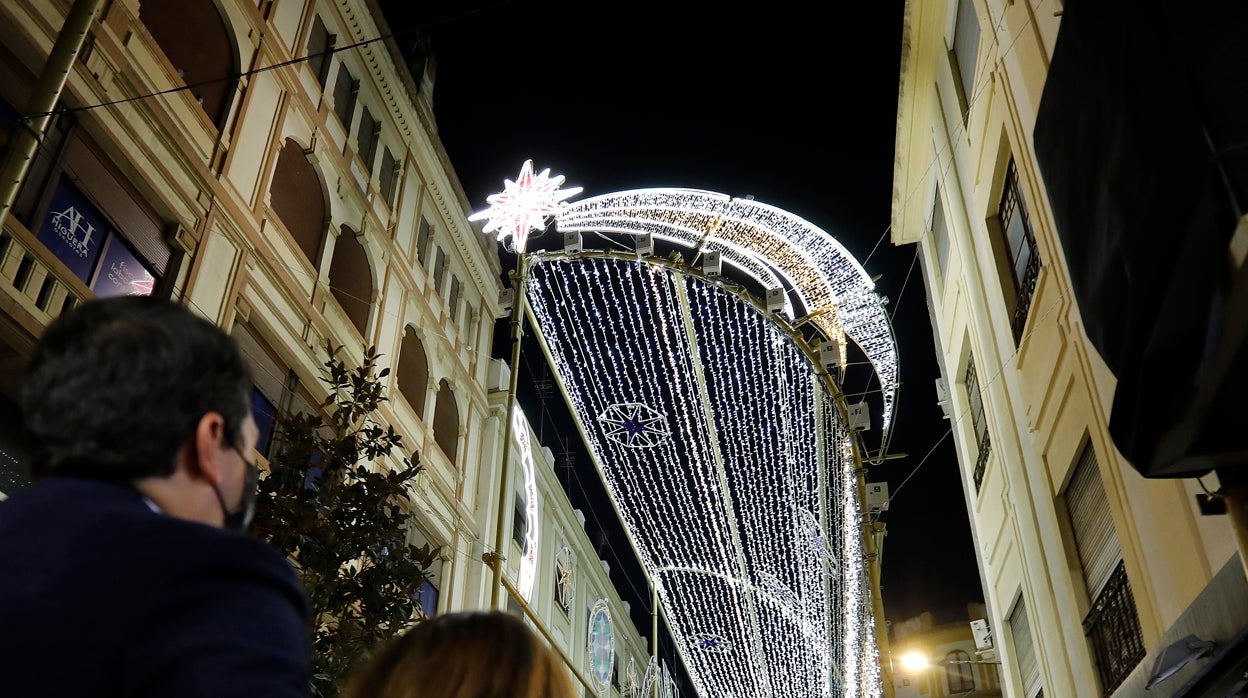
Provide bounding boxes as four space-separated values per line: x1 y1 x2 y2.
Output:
892 0 1240 696
0 1 658 691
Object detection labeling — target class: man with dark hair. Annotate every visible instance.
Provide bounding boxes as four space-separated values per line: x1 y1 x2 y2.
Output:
0 296 310 697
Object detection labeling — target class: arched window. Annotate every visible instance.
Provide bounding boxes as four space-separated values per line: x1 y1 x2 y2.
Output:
396 326 428 417
946 649 975 693
327 226 373 336
270 139 327 268
433 379 459 463
139 0 236 127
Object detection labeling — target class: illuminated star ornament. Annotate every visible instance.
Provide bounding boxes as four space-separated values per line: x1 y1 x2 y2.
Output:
598 403 670 448
467 159 582 253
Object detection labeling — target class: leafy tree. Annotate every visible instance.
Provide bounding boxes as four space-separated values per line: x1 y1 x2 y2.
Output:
254 343 438 697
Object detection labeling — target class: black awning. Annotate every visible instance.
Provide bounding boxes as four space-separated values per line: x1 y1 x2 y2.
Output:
1033 0 1248 477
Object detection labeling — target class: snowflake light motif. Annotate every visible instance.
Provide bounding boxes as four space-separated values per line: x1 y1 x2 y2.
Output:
467 159 582 253
599 402 670 448
689 633 731 654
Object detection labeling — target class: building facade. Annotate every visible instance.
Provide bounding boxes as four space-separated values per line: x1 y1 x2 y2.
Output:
892 0 1248 696
0 0 656 694
891 604 1002 698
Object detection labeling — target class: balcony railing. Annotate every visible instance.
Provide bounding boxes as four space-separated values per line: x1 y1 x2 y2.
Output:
1011 247 1041 343
1083 559 1146 695
972 430 991 492
0 220 90 327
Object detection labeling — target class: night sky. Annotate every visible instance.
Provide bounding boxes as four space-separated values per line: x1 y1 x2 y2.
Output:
377 0 985 683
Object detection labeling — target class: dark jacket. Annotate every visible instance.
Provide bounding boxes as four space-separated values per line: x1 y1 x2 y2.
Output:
0 477 310 697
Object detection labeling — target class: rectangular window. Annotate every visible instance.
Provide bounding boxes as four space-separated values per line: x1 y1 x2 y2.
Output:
432 246 447 292
1009 597 1043 698
416 217 433 266
462 303 475 344
332 67 357 127
998 158 1041 343
356 107 379 170
249 387 278 457
305 16 334 88
965 353 991 492
1066 443 1145 692
952 0 981 118
417 578 439 618
931 186 951 281
512 492 527 546
379 147 399 207
448 276 461 321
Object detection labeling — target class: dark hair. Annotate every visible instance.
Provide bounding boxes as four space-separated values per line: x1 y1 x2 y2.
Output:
21 296 252 481
343 611 578 698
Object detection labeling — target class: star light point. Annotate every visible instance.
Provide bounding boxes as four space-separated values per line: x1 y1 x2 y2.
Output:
467 159 582 253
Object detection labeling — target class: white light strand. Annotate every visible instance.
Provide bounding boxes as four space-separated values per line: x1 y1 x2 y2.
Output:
555 189 898 430
527 257 880 697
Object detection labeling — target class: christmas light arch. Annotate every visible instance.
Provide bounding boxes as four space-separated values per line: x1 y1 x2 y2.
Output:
526 252 884 697
469 164 893 697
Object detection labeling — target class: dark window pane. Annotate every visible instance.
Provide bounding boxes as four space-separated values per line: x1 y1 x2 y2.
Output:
416 217 432 266
449 276 461 320
250 387 277 456
333 67 356 126
356 107 378 169
418 579 439 618
379 147 398 206
432 247 446 291
306 16 333 88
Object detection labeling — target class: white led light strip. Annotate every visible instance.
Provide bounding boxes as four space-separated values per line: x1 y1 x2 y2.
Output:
526 257 882 697
555 189 899 431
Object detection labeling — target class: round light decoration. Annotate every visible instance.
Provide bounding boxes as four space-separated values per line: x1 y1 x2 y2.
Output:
588 599 615 694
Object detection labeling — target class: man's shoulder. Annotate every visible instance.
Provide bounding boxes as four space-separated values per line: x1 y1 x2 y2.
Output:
0 478 304 605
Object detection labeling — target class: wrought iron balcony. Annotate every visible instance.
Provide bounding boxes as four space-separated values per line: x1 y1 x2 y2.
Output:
1012 248 1041 343
972 430 991 493
1083 559 1146 695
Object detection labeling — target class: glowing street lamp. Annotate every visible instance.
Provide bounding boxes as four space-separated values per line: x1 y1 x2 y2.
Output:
899 652 932 672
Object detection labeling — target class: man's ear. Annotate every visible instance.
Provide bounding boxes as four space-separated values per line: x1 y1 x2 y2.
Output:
191 411 230 486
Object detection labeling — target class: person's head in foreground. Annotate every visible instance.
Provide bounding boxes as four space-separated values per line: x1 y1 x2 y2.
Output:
345 611 578 698
22 295 258 529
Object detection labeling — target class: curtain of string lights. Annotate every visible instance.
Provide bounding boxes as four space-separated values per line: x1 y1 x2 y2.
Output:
527 257 883 697
556 189 899 433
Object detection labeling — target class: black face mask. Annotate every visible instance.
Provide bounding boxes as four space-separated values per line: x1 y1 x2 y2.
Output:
213 451 259 532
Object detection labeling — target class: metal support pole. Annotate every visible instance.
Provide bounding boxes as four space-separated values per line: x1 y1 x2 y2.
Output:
652 580 660 698
490 254 529 609
0 0 104 230
855 450 895 698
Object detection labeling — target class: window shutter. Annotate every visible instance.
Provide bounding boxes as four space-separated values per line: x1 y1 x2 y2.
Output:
1066 443 1122 598
1010 598 1043 698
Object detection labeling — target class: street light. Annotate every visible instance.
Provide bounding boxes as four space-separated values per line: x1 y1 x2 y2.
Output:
900 651 932 672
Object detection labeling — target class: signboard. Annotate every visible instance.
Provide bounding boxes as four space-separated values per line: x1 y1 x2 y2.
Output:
92 235 156 298
37 179 106 283
512 406 540 601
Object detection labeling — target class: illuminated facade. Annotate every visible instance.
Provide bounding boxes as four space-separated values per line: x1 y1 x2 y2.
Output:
0 2 676 695
892 0 1248 696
